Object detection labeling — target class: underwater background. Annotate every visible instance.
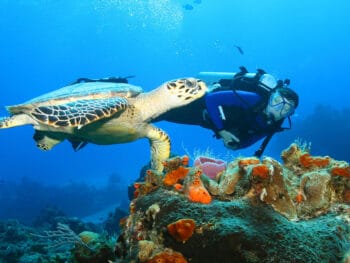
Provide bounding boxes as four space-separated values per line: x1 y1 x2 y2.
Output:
0 0 349 224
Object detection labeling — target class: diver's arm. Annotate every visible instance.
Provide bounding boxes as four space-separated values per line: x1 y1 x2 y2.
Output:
205 90 261 130
236 134 266 149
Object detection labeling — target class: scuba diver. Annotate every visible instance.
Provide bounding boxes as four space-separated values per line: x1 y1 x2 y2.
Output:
154 66 299 157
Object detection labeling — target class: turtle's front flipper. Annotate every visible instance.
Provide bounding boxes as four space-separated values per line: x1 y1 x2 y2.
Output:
33 130 64 151
26 97 128 129
144 124 171 172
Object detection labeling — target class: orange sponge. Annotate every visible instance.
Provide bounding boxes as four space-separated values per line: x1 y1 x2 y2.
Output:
299 153 330 168
173 183 183 191
187 185 212 204
238 158 260 168
343 189 350 203
163 166 190 186
295 190 305 203
186 170 212 204
251 165 270 179
182 155 189 166
147 249 188 263
331 166 350 178
167 218 196 243
163 155 189 172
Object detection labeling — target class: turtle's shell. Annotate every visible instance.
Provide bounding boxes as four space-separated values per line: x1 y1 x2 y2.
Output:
22 82 143 105
8 82 143 128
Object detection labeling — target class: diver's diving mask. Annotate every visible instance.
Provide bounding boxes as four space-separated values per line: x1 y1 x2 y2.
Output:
266 91 295 121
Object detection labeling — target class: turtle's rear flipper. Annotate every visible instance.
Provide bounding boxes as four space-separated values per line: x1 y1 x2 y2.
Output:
144 124 171 172
0 114 36 129
69 139 88 151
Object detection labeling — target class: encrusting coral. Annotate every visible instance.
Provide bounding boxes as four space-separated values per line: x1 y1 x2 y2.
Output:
163 155 189 172
78 231 100 245
117 143 350 262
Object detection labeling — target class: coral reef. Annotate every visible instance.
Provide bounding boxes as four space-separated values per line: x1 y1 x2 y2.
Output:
104 207 129 236
116 143 350 262
0 209 118 262
3 144 348 262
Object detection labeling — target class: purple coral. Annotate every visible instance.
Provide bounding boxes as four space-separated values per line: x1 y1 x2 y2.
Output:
194 156 227 180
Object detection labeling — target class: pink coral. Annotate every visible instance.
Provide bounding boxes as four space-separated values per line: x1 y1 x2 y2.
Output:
194 156 227 179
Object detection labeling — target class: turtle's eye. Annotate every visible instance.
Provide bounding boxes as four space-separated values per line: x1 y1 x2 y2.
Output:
185 79 196 88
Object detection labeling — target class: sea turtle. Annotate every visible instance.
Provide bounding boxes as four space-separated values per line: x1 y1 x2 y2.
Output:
0 78 207 171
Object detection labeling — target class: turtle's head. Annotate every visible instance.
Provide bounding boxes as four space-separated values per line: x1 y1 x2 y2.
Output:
139 78 207 121
164 78 207 107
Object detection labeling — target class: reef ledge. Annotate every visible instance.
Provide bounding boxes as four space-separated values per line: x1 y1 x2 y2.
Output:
116 143 350 263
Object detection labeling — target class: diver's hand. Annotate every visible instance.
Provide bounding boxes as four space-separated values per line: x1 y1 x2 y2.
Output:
218 130 240 150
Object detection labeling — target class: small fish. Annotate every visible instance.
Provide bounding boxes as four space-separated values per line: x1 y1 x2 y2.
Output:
234 45 244 55
183 4 194 10
193 0 202 4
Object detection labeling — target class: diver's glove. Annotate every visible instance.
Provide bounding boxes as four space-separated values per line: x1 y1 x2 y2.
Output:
218 129 240 150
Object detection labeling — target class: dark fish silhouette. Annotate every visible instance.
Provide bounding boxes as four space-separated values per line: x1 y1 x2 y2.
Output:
193 0 202 4
234 45 244 55
183 4 194 10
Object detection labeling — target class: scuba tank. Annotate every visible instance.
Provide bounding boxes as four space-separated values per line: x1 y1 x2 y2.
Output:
197 72 237 89
197 70 278 94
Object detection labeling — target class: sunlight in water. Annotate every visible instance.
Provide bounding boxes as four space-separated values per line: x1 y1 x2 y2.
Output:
95 0 184 31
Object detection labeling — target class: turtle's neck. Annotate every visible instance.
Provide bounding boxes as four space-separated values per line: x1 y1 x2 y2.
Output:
133 85 174 122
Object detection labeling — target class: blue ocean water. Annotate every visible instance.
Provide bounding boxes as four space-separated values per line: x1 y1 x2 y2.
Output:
0 0 349 222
